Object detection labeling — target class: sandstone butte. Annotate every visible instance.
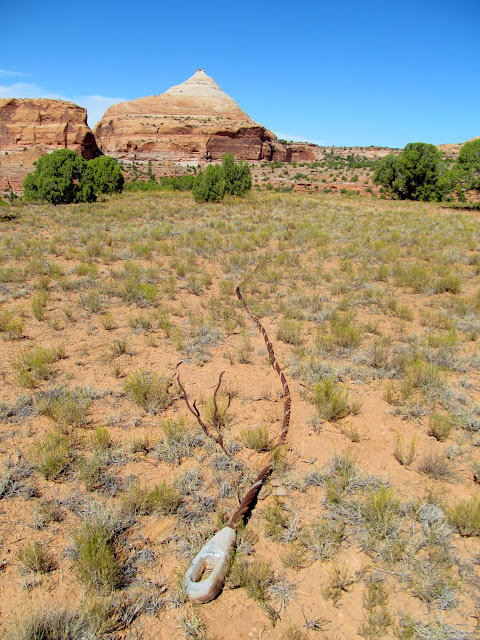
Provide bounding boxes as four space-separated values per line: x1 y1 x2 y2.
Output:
94 69 319 164
0 98 100 192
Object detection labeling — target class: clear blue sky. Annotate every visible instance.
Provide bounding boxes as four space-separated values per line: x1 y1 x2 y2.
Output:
2 0 479 148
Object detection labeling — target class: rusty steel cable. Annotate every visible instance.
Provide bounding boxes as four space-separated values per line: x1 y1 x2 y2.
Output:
227 285 291 529
177 285 291 531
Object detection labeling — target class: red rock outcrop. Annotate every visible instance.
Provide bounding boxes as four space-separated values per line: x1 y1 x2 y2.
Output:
0 98 100 159
95 69 299 163
0 98 101 193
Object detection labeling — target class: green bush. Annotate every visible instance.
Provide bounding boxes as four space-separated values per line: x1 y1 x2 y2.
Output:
192 154 252 203
453 138 480 193
222 153 252 196
373 143 450 201
23 149 124 205
192 164 226 203
124 174 195 192
23 149 95 205
124 370 171 414
73 522 122 592
83 155 124 195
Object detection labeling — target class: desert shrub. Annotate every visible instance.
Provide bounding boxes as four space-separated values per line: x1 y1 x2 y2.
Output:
453 138 480 193
193 154 252 203
222 153 252 196
124 371 171 414
17 541 54 574
447 497 480 536
15 345 62 388
149 481 182 515
373 143 449 201
30 430 71 480
428 413 453 441
277 318 302 345
314 378 360 422
228 557 275 602
0 308 23 340
155 418 202 465
23 149 95 205
6 608 88 640
192 164 225 203
73 522 122 592
83 155 124 195
241 425 270 451
36 388 91 431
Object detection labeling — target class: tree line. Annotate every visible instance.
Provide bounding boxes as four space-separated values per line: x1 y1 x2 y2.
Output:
373 140 480 203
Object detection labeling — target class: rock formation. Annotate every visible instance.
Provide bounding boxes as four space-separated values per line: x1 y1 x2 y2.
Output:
95 69 316 163
0 98 100 193
0 98 100 159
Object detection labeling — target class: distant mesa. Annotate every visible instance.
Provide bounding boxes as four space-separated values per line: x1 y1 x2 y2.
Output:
0 98 100 160
94 69 317 163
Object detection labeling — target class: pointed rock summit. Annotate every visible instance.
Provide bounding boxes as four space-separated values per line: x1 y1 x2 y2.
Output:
163 69 251 119
95 70 315 163
100 69 253 122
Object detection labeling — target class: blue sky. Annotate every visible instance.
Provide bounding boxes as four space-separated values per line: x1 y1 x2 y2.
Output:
2 0 479 148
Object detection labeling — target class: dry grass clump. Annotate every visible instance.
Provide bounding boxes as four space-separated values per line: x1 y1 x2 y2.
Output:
0 308 24 340
241 425 270 451
203 393 232 430
17 541 55 574
35 387 91 431
32 499 63 529
407 549 458 606
394 434 416 466
446 497 480 536
124 370 171 414
300 518 345 561
90 426 111 451
0 459 34 499
418 451 453 481
109 336 132 357
263 499 289 541
155 419 202 465
323 564 354 605
77 452 111 492
120 480 181 517
30 430 71 480
15 345 65 388
427 413 454 441
228 557 276 602
6 608 88 640
73 521 122 592
277 318 302 345
314 378 361 422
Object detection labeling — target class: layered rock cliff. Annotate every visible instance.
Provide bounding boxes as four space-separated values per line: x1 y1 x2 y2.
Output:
95 70 316 163
0 98 100 159
0 98 101 192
